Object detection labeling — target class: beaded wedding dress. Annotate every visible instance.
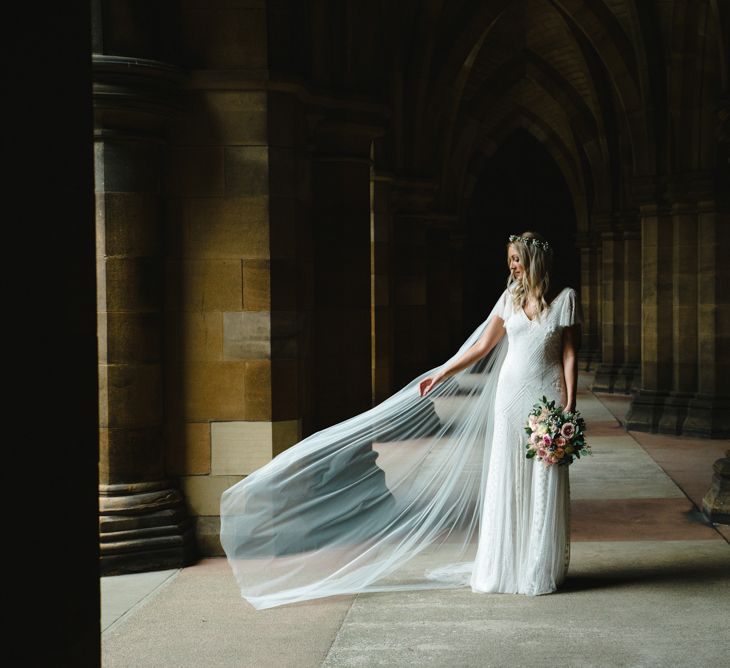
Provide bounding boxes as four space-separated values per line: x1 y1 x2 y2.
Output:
470 285 579 595
220 282 583 609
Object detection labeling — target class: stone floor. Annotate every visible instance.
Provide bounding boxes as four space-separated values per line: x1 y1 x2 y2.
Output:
102 370 730 667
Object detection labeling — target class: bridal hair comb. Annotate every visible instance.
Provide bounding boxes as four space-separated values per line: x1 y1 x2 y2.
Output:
508 234 553 254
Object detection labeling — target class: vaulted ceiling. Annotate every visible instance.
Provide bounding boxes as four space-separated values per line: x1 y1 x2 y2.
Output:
383 0 726 226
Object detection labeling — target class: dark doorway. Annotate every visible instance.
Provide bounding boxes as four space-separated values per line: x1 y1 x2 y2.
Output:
463 129 579 332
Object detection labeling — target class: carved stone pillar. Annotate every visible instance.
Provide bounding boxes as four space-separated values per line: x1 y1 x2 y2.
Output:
390 179 438 387
658 197 699 433
389 207 461 384
592 217 626 392
448 231 468 350
627 173 728 436
308 118 384 430
615 221 642 393
426 215 460 365
372 170 396 405
94 55 196 573
626 200 674 432
576 230 601 371
684 197 730 437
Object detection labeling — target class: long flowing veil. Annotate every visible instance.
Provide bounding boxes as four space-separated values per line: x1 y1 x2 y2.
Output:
220 288 511 610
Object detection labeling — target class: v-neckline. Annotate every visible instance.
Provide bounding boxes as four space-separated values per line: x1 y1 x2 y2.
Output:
521 287 568 323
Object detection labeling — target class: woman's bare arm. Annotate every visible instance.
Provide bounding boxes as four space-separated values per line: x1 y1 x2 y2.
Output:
419 316 506 396
561 324 581 412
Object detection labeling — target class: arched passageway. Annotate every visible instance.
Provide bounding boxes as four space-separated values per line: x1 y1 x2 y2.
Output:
87 0 728 572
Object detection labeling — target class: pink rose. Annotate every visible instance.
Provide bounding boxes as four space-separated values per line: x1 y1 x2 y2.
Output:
560 422 576 439
555 436 566 447
542 434 552 446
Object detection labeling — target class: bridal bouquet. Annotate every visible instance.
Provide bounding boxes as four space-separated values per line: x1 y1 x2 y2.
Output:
524 396 590 467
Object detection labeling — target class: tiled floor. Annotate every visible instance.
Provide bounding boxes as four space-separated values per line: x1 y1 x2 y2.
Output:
102 370 730 667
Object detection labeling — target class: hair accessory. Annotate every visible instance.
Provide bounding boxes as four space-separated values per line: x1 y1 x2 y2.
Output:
508 234 553 254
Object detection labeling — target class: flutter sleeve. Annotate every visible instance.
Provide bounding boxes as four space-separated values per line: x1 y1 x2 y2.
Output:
493 287 514 323
559 288 584 328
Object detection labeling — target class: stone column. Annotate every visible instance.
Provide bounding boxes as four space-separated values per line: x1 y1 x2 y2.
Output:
448 231 468 351
658 196 699 433
576 230 602 371
615 220 642 393
684 198 730 437
626 201 674 432
391 179 439 387
94 56 196 573
308 118 384 431
372 170 396 405
592 217 626 392
426 216 460 365
703 449 730 523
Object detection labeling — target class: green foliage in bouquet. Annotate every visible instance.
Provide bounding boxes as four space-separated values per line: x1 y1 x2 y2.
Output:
524 396 591 467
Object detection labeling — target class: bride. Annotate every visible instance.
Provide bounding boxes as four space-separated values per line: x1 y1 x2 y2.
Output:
220 230 584 609
421 231 581 595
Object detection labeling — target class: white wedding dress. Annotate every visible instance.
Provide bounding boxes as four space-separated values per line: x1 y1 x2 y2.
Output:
471 285 578 595
220 281 584 610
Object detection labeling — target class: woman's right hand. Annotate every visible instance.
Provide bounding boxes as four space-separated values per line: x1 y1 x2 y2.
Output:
419 373 443 397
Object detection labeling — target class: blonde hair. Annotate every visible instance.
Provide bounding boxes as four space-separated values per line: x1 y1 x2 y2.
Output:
505 230 554 321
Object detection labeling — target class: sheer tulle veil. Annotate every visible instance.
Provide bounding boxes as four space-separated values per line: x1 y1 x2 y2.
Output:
220 284 513 610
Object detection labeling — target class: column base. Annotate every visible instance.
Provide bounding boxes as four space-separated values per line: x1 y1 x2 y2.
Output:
626 390 730 437
624 388 672 433
100 480 198 575
657 390 697 435
578 346 601 372
702 452 730 524
614 363 640 393
683 393 730 438
591 363 630 393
